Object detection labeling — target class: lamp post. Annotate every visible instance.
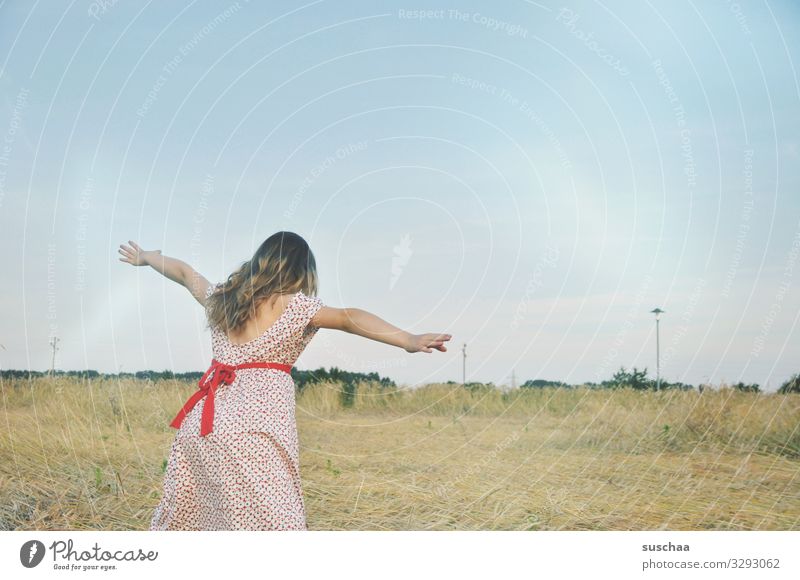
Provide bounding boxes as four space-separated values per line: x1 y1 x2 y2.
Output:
462 343 467 386
49 336 59 377
650 308 664 390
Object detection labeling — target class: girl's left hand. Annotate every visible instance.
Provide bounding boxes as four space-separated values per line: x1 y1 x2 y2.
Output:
118 240 159 267
405 333 452 353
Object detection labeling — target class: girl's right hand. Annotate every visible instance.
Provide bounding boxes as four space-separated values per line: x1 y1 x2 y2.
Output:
405 333 452 354
118 240 160 267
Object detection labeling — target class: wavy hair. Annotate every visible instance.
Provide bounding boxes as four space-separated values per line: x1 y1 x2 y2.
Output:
205 231 318 334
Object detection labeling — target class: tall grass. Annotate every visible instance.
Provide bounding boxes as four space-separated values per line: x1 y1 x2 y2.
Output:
299 380 799 457
1 376 798 530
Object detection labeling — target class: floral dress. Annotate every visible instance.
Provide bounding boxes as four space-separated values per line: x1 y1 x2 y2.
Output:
149 284 323 531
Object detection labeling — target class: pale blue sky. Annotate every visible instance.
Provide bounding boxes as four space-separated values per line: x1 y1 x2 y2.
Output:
1 0 798 390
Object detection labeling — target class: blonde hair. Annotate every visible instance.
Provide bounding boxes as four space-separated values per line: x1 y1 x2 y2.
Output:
206 231 318 334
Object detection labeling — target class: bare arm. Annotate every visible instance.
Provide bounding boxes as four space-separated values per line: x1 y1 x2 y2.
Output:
311 306 451 354
118 240 211 306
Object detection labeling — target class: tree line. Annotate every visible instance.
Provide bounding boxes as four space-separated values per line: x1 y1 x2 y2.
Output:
1 366 798 395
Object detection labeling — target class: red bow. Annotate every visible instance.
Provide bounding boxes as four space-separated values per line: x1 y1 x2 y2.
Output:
169 358 292 436
169 359 236 436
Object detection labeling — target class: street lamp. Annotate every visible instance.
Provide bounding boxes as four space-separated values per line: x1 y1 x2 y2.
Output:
650 308 665 390
461 343 467 386
49 336 59 377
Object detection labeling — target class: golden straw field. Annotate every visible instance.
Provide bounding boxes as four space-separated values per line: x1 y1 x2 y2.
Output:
1 377 798 530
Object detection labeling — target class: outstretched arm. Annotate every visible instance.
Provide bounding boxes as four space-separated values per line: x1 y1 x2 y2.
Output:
311 306 451 354
118 240 210 306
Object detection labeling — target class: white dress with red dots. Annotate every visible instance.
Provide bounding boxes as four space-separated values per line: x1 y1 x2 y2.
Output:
149 283 323 531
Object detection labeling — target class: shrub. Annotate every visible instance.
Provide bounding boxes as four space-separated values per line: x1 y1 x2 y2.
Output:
778 373 800 394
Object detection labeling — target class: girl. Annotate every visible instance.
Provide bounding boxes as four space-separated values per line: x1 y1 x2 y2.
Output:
118 231 451 531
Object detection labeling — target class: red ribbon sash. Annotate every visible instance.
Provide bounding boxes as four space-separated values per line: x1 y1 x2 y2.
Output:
170 358 293 436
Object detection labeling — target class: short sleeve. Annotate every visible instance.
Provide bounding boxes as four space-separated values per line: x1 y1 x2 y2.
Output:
299 291 324 330
203 282 219 312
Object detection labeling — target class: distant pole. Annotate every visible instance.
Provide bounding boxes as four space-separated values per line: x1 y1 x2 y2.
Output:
49 336 60 376
650 308 664 390
511 368 516 390
462 343 467 386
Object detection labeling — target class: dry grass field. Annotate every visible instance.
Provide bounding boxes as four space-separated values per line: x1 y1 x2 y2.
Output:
1 377 798 530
